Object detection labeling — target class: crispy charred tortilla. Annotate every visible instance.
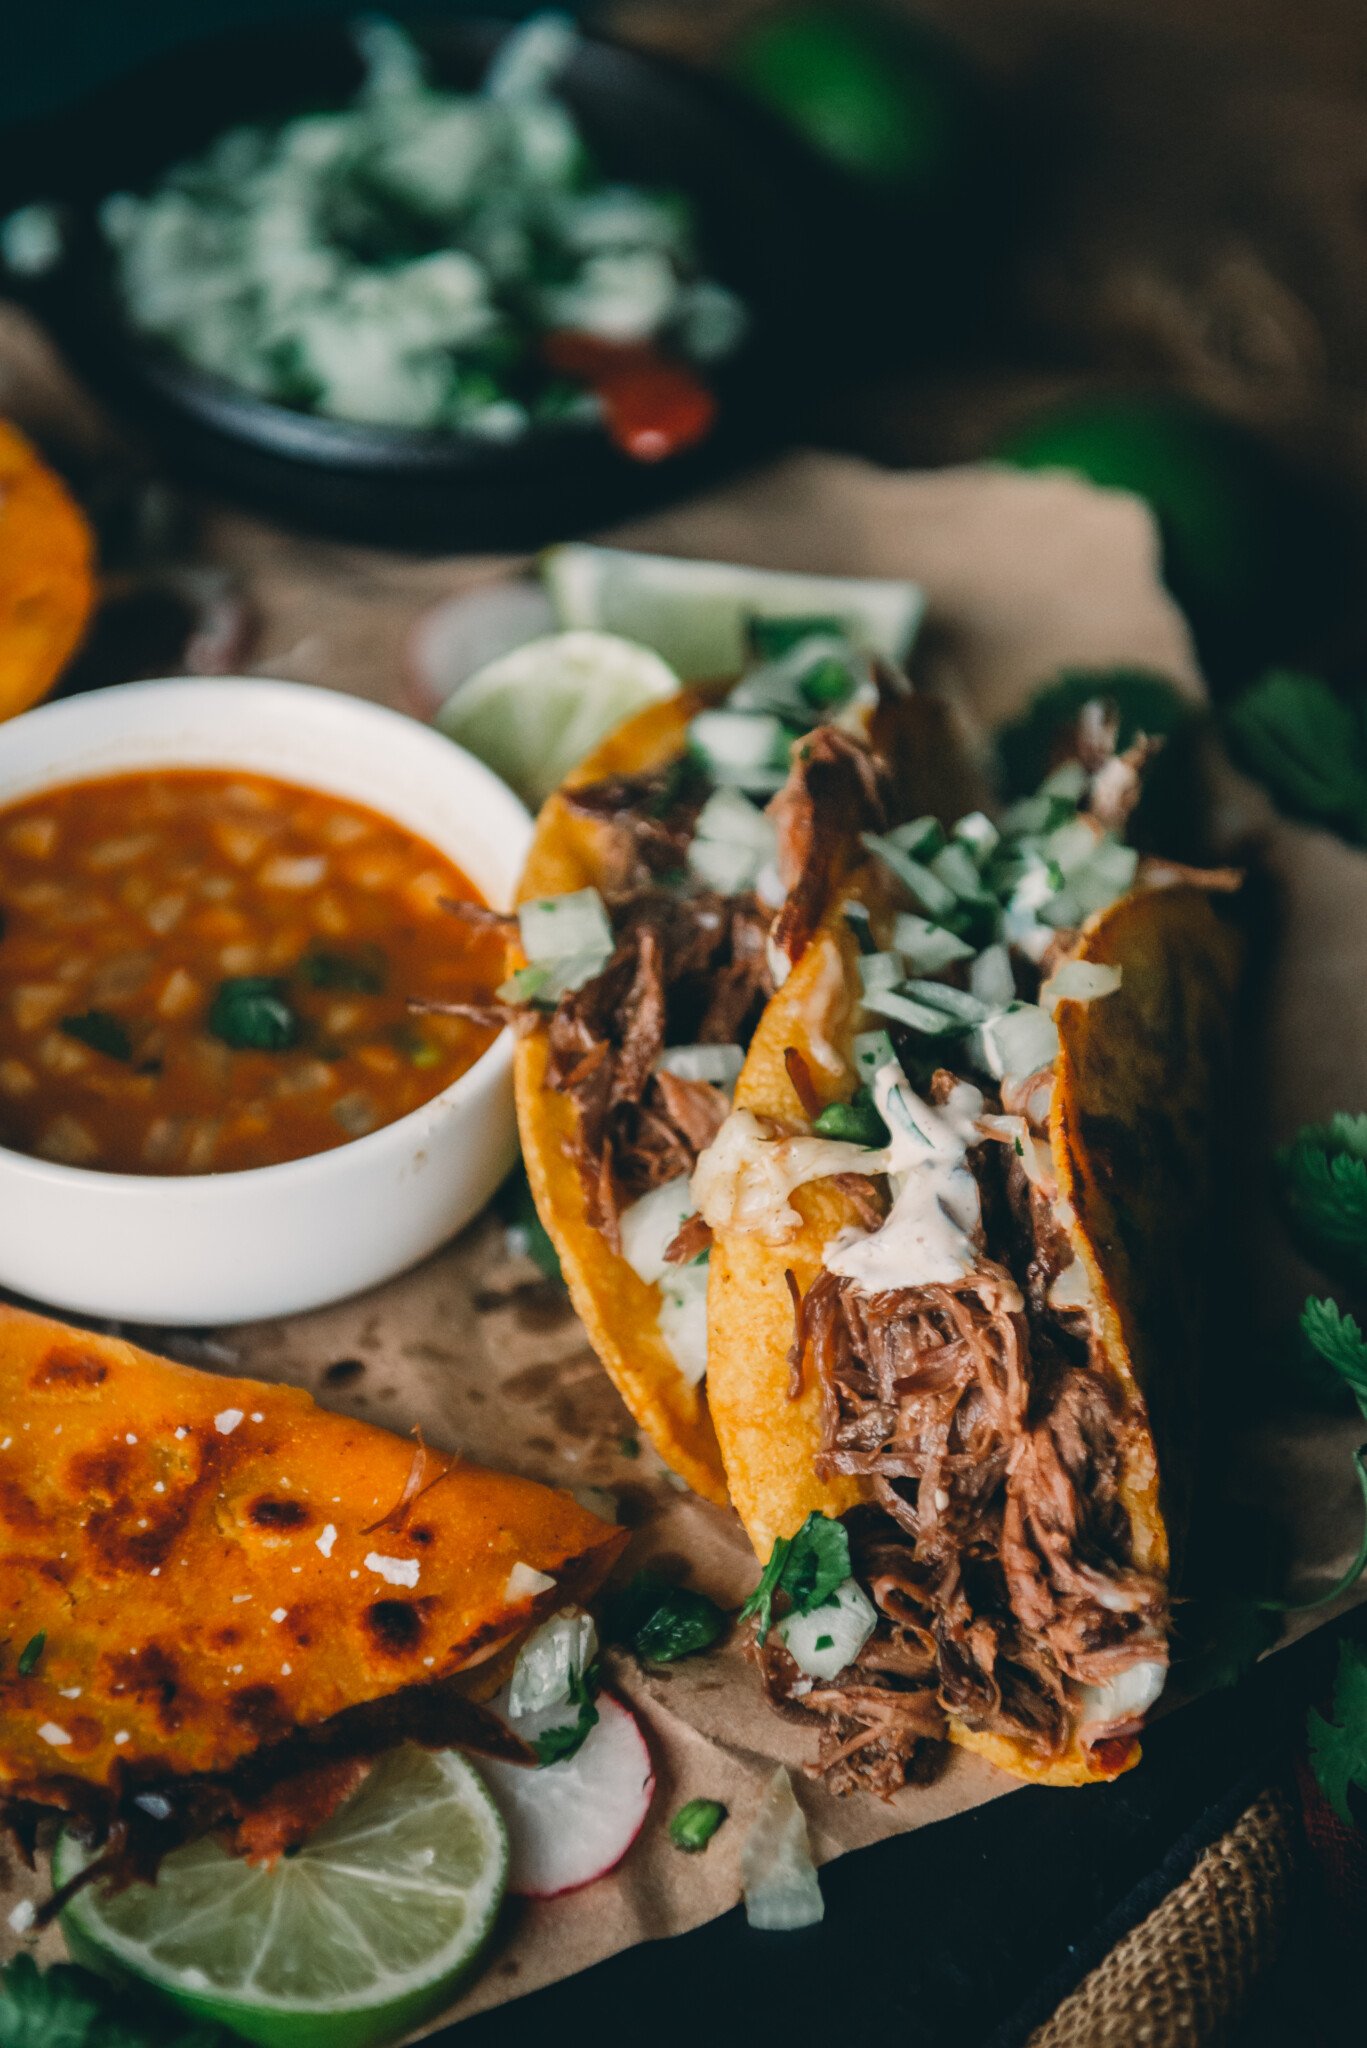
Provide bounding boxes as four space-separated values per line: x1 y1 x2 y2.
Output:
508 678 972 1504
0 1304 623 1871
701 733 1241 1792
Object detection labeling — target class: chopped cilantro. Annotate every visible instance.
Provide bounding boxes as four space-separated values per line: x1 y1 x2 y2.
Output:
606 1571 727 1663
619 1435 640 1459
60 1011 131 1062
747 614 845 660
1277 1115 1367 1292
800 655 857 708
531 1667 599 1767
208 977 299 1052
17 1631 44 1676
0 1953 225 2048
1309 1638 1367 1824
299 944 386 994
738 1511 851 1643
812 1087 889 1147
814 1633 834 1652
669 1797 727 1852
1226 671 1367 842
1301 1298 1367 1414
495 1168 564 1287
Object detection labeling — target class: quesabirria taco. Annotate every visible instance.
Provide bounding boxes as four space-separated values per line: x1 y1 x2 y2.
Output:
437 615 976 1502
0 1303 623 1899
692 705 1242 1789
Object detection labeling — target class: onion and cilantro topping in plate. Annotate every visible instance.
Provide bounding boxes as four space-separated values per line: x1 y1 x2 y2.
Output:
94 16 747 445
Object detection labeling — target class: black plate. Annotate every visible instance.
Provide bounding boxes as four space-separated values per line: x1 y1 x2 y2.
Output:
0 16 845 549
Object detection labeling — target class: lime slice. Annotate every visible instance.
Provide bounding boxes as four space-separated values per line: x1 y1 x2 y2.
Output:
541 543 925 680
435 629 680 810
53 1747 507 2048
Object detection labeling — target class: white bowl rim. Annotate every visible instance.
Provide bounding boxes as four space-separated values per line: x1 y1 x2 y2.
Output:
0 674 532 1198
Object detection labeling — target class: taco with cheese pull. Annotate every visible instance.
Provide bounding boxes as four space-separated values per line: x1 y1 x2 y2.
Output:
435 616 976 1504
0 1303 623 1891
694 705 1242 1791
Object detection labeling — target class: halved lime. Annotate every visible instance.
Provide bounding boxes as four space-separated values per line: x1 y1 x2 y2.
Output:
541 543 925 680
435 628 680 810
53 1747 508 2048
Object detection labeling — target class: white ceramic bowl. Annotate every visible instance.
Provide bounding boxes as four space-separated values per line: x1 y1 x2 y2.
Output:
0 677 532 1324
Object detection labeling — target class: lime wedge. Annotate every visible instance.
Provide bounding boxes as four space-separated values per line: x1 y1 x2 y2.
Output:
435 629 681 810
541 543 925 680
53 1747 507 2048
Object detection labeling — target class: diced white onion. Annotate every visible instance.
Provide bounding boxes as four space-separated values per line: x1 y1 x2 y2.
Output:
619 1176 697 1286
1042 960 1123 1016
656 1043 743 1089
969 1002 1059 1086
890 912 973 975
969 943 1015 1007
518 887 613 967
658 1264 710 1386
742 1768 824 1931
508 1609 598 1720
778 1578 876 1680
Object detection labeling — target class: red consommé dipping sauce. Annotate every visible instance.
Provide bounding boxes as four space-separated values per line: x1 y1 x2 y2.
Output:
0 768 506 1175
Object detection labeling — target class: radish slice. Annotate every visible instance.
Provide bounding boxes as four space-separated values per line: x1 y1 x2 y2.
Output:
477 1693 654 1898
405 581 556 721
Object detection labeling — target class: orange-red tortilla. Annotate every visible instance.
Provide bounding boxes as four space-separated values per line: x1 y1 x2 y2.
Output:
514 686 976 1505
0 422 94 720
706 884 1240 1786
0 1304 624 1814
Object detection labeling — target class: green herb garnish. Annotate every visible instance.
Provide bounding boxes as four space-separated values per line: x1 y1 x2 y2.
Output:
747 615 845 661
17 1631 44 1676
738 1511 851 1643
619 1435 640 1459
1226 670 1367 842
60 1011 131 1062
208 977 300 1052
531 1667 598 1766
1309 1639 1367 1823
812 1087 889 1147
606 1572 727 1663
1260 1299 1367 1613
0 1953 226 2048
299 945 386 994
1277 1114 1367 1292
800 655 857 708
669 1798 727 1853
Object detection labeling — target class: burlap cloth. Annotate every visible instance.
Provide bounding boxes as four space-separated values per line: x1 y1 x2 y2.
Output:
1027 1787 1299 2048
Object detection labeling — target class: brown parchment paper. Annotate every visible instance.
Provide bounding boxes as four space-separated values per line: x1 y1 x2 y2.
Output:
3 308 1366 2024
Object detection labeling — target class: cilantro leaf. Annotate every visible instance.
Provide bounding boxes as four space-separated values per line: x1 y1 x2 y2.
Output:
17 1630 45 1676
1277 1115 1367 1291
1301 1298 1367 1416
60 1011 132 1062
669 1797 727 1852
531 1666 598 1766
0 1955 224 2048
208 978 299 1052
1265 1441 1367 1613
606 1572 727 1663
737 1534 790 1643
747 615 846 661
1174 1597 1280 1694
1226 671 1367 841
738 1512 852 1643
1309 1638 1367 1824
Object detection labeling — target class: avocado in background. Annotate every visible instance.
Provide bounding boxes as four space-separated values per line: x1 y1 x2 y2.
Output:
993 396 1357 696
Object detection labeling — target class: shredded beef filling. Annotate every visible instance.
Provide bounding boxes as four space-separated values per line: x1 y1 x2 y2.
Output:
765 1097 1167 1795
546 891 774 1244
